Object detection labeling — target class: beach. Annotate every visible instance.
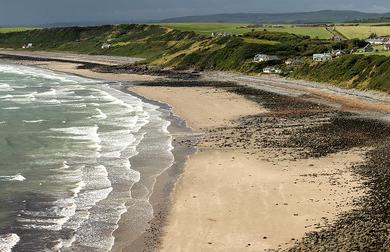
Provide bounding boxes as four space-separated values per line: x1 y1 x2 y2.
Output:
2 51 390 251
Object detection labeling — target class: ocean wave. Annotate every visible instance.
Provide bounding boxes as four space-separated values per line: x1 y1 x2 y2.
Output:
22 119 46 124
0 233 20 252
0 83 14 92
0 64 96 84
91 108 108 119
0 174 26 182
2 107 20 110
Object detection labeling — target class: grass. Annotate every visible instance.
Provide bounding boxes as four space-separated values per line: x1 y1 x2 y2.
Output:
160 23 332 39
0 28 37 33
160 23 253 35
336 25 390 39
264 27 332 39
242 38 280 45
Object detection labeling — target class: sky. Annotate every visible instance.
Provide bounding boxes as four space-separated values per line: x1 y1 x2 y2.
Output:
1 0 390 26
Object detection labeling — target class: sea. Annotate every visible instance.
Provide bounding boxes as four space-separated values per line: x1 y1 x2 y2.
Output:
0 63 174 251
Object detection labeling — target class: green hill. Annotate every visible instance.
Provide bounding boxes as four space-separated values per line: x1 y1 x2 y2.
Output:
1 24 389 93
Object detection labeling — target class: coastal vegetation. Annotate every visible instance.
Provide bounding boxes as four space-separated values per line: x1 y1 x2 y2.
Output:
0 24 390 92
292 54 390 92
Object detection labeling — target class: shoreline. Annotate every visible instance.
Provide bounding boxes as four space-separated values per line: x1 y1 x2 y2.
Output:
2 52 390 251
0 58 197 251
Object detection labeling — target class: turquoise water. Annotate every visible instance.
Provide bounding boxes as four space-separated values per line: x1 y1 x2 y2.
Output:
0 64 174 251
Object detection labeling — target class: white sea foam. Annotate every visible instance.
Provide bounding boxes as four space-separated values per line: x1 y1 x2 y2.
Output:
0 83 14 92
0 64 96 84
2 107 20 110
91 108 108 119
0 233 20 252
0 174 26 182
22 119 46 123
50 126 101 144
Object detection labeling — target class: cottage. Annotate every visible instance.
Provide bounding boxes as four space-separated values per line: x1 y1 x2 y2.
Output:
211 32 232 37
253 54 279 63
101 43 112 49
313 53 332 62
263 66 282 74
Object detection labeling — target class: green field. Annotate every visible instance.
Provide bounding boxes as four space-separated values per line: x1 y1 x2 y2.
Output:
0 28 37 33
160 23 332 39
336 25 390 39
264 27 331 39
160 23 253 35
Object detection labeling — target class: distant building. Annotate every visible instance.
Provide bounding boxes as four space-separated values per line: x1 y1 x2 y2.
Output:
313 53 332 62
263 66 282 74
366 37 390 45
101 43 112 49
211 32 232 37
254 54 279 63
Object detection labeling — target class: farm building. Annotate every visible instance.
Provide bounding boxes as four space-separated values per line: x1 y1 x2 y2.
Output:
211 32 232 37
263 66 282 74
254 54 279 63
313 53 332 62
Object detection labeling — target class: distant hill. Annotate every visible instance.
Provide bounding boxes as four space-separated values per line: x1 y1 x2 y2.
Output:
160 10 390 24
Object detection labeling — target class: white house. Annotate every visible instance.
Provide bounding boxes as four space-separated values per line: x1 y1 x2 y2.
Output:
254 54 279 63
263 66 282 74
313 53 332 62
101 43 112 49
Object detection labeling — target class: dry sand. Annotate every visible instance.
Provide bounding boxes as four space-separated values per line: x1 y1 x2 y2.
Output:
131 86 266 130
128 86 366 251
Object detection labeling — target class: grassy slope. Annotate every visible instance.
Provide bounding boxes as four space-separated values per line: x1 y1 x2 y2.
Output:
292 54 390 92
0 24 388 92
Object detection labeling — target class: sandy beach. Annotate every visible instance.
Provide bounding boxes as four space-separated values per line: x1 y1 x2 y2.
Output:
2 51 390 251
131 85 366 251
